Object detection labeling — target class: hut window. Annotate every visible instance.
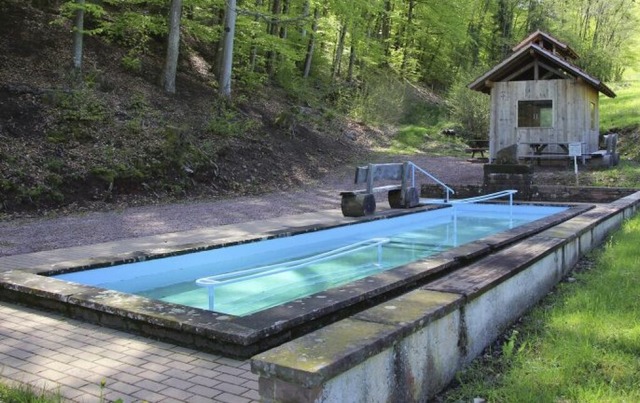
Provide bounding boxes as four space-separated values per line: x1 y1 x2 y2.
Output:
518 100 553 127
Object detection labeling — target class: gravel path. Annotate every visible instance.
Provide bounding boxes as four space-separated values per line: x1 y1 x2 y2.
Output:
0 156 484 257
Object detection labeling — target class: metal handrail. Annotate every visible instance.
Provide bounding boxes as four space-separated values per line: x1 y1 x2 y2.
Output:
196 237 391 311
408 161 455 202
450 189 517 206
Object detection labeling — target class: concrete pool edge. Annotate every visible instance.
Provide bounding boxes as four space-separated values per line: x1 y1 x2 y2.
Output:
250 191 640 402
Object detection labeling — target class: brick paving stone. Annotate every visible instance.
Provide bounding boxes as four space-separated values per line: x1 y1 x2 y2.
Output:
242 388 261 401
189 374 221 388
57 374 90 389
136 369 170 383
103 389 136 403
216 357 246 368
215 392 252 403
162 376 195 391
167 352 199 364
167 360 196 372
4 347 33 360
162 367 195 381
116 352 149 366
135 378 169 393
213 381 249 395
187 384 223 399
48 352 77 364
108 371 144 385
189 367 221 379
107 380 141 396
37 368 69 382
115 363 148 376
190 358 221 370
242 380 259 391
144 353 174 366
94 356 123 368
216 373 248 386
132 388 167 402
160 386 196 401
215 365 246 376
140 361 172 373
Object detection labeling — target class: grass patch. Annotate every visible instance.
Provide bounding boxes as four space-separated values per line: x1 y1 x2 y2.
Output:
600 74 640 130
0 381 63 402
440 216 640 402
587 160 640 187
384 125 468 156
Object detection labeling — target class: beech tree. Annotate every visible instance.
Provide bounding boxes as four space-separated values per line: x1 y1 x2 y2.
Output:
72 0 85 70
161 0 183 94
219 0 237 97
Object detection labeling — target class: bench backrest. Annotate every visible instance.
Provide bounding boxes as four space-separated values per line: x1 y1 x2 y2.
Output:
354 163 404 184
355 162 410 194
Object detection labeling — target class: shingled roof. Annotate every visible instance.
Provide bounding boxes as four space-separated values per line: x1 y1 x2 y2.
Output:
468 31 616 98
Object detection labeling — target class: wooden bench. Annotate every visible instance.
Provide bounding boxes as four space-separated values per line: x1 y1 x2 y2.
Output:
340 162 420 217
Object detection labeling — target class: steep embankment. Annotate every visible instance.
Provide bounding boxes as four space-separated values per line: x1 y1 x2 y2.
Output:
0 1 389 214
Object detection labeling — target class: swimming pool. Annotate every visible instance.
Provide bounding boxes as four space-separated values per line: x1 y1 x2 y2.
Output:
54 203 566 316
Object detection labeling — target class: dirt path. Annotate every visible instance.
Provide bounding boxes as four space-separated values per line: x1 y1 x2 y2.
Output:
0 156 484 257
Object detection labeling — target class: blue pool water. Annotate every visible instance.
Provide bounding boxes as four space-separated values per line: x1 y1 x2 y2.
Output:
54 204 566 316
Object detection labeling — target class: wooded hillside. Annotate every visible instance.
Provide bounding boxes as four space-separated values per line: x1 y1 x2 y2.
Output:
0 0 638 213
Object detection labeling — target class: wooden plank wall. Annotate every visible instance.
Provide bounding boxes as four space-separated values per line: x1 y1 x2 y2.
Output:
489 79 600 159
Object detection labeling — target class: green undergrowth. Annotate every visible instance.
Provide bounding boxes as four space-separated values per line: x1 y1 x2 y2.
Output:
601 74 640 130
385 125 468 156
587 160 640 187
0 381 63 403
440 216 640 402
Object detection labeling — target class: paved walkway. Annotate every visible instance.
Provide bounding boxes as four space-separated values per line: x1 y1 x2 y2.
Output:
0 302 259 402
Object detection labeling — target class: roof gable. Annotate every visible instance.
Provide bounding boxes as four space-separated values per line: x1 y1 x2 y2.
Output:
512 30 579 60
468 32 616 98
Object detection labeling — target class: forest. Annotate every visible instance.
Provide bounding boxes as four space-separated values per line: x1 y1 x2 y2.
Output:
0 0 639 212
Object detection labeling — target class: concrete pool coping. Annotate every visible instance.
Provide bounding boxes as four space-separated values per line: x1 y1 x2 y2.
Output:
0 201 593 359
251 192 640 402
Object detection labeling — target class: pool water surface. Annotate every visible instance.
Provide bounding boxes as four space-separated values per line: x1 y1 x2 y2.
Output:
54 203 566 316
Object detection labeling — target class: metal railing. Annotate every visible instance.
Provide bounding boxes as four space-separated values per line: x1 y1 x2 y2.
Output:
407 161 455 202
450 189 517 206
196 237 391 311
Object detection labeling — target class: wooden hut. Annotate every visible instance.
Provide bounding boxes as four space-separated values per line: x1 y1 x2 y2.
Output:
469 30 616 162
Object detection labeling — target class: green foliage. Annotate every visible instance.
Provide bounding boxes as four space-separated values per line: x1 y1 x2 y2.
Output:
441 216 640 402
588 160 640 187
207 101 255 137
388 125 468 156
600 77 640 131
0 381 63 403
349 71 408 125
445 69 490 141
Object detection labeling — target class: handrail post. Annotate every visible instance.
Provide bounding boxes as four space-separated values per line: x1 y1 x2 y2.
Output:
208 287 215 311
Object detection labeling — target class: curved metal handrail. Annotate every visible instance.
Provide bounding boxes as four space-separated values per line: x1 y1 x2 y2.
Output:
196 237 391 310
407 161 455 202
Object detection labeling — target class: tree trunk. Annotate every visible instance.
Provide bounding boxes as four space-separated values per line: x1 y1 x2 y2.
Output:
279 0 290 39
302 7 319 78
301 0 310 37
347 43 356 82
161 0 182 94
219 0 237 98
267 0 282 76
400 0 415 74
331 22 347 79
72 0 85 70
